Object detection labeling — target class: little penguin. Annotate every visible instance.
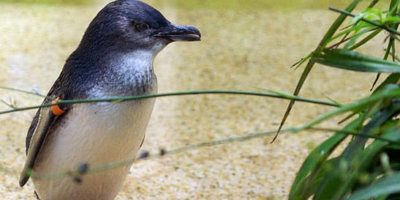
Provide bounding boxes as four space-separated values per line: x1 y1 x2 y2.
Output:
18 0 201 199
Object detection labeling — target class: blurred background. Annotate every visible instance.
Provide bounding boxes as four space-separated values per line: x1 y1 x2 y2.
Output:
0 0 389 199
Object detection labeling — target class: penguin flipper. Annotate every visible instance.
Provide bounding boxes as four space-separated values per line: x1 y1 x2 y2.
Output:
19 106 58 187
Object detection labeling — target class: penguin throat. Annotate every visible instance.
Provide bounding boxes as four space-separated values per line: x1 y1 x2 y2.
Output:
116 50 156 75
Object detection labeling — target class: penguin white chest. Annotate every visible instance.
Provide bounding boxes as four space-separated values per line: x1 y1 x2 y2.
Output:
32 96 156 200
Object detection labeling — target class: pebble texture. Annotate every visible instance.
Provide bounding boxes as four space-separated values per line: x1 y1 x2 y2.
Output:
0 1 390 199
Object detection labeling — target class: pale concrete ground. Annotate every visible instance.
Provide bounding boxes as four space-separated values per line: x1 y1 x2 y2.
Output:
0 1 390 199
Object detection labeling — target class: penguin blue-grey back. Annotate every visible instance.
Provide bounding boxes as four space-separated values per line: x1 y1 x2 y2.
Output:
19 0 200 199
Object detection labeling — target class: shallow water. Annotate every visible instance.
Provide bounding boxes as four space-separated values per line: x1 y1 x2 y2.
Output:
0 0 390 199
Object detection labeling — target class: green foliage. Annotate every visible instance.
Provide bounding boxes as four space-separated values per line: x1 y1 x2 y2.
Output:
287 0 400 199
314 49 400 73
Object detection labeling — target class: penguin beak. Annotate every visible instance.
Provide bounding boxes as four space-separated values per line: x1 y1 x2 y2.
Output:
153 23 201 42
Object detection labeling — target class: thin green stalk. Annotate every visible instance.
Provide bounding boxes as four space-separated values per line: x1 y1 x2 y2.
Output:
327 34 351 50
0 90 339 115
371 2 399 89
367 0 379 8
0 86 47 98
389 51 400 62
292 53 312 69
350 28 382 50
297 88 400 131
325 26 362 48
27 126 400 180
391 34 396 62
29 128 292 180
309 128 400 144
344 27 378 49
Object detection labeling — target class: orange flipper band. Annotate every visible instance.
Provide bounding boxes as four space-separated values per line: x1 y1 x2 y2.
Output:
51 97 65 116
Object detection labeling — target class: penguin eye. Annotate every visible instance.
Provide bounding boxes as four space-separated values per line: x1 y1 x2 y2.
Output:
135 23 150 32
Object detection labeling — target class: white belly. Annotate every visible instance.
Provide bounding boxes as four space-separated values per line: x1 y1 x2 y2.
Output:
32 97 156 200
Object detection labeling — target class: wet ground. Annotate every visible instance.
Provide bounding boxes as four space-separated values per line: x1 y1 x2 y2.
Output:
0 0 390 199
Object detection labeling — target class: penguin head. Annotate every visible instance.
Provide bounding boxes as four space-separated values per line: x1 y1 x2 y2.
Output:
79 0 201 54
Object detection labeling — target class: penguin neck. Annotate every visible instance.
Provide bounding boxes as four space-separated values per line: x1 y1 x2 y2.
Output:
97 49 158 96
109 50 156 78
65 48 159 98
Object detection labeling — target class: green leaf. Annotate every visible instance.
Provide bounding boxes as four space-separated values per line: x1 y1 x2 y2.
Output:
315 119 400 200
288 134 347 200
344 27 378 49
362 8 382 21
314 49 400 73
346 166 400 199
288 118 363 200
352 12 368 24
293 53 312 70
375 74 400 93
349 28 382 50
298 86 400 131
327 25 369 45
382 16 400 24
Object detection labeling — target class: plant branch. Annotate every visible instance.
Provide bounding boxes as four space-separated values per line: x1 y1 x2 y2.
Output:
329 7 400 36
0 86 47 98
22 126 400 180
298 88 400 131
0 90 339 115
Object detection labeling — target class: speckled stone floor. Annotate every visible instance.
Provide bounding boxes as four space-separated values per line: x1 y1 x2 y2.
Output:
0 1 389 199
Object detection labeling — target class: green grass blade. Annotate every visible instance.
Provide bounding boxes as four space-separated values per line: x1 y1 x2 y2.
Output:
344 124 400 200
345 173 400 200
314 117 400 200
289 134 348 200
262 89 341 107
344 27 378 49
349 28 382 50
298 86 400 131
314 49 400 73
389 0 399 15
326 25 368 46
293 53 312 70
367 0 379 8
371 0 399 89
374 74 400 93
288 117 363 200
